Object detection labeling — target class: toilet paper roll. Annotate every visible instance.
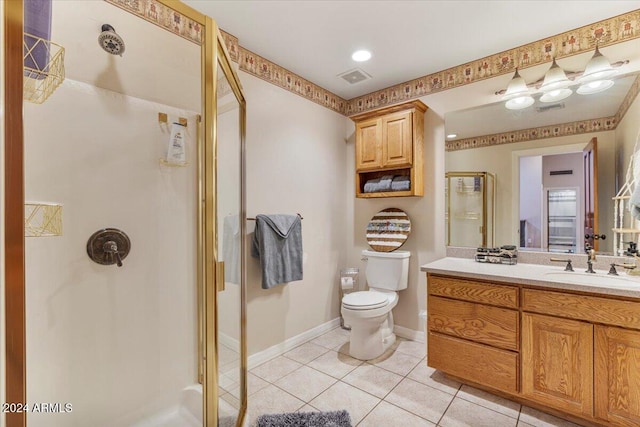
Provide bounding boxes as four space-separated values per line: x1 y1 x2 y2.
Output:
340 277 354 291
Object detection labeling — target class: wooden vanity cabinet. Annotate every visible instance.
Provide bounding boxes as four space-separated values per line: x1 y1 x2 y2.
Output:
595 326 640 426
427 272 640 427
521 313 594 418
427 275 519 394
351 100 426 198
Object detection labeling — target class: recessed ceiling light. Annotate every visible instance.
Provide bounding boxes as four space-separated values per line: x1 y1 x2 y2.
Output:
352 50 372 62
447 133 458 139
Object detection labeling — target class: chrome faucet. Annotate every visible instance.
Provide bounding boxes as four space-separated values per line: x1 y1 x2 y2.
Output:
585 243 596 274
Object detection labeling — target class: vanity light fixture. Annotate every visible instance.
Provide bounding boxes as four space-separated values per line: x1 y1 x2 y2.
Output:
539 58 572 103
577 45 617 95
503 68 534 110
576 79 615 95
500 45 622 109
351 50 372 62
447 133 458 139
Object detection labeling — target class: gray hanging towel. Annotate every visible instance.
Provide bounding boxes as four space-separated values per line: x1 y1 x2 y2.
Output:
251 214 303 289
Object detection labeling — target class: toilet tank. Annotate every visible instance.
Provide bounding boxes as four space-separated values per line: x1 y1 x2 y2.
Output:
362 249 410 291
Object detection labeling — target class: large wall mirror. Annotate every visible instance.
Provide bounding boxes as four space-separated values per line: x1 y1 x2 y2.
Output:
445 35 640 256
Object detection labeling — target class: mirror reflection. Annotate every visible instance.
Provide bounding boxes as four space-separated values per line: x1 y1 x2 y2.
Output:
445 68 640 255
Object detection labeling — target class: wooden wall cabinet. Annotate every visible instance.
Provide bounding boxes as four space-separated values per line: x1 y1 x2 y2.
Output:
351 100 427 198
427 273 640 427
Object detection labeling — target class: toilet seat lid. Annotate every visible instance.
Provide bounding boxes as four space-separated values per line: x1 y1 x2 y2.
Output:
342 291 389 310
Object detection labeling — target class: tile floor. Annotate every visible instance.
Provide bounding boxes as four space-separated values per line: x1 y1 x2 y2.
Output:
244 327 585 427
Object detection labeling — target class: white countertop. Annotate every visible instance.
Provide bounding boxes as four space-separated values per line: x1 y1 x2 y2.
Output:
421 257 640 299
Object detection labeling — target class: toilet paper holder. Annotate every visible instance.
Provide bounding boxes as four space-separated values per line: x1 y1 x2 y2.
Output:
340 268 359 331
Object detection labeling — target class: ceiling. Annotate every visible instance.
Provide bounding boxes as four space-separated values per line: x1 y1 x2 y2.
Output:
184 1 640 100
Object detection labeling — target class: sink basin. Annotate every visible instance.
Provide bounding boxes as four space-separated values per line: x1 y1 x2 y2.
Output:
543 271 640 288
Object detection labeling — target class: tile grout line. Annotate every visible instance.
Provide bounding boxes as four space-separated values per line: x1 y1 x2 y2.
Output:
248 328 461 425
435 387 458 426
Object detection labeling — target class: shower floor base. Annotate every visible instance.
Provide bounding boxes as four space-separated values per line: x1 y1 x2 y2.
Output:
131 385 201 427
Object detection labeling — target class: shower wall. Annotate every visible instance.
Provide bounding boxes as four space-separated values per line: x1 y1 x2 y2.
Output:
24 81 199 426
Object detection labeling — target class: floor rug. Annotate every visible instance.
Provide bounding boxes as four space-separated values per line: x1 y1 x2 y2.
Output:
256 409 352 427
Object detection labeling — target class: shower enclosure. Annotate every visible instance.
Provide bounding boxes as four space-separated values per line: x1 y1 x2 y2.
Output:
445 171 496 248
2 1 246 426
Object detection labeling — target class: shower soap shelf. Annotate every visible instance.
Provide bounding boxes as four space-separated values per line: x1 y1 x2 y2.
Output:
24 202 62 237
159 159 188 167
23 33 65 104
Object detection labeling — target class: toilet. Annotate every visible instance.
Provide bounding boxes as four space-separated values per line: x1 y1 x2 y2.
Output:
341 249 410 360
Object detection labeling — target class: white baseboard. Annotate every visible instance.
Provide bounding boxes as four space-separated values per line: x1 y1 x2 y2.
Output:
218 332 240 351
248 317 342 369
394 325 425 343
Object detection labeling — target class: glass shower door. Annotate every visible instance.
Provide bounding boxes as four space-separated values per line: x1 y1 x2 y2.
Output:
215 52 246 426
446 172 495 248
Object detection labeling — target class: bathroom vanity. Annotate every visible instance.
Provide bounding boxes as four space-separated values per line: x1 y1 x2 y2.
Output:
422 258 640 427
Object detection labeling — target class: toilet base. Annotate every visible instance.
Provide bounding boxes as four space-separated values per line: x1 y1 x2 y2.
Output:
347 312 396 360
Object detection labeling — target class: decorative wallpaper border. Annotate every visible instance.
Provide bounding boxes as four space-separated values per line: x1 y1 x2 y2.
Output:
445 116 618 152
346 9 640 116
104 0 203 44
236 47 348 115
220 30 239 63
104 1 640 146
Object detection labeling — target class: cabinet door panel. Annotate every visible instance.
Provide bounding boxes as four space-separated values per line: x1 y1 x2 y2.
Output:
355 118 382 170
382 111 412 167
595 326 640 426
521 313 593 418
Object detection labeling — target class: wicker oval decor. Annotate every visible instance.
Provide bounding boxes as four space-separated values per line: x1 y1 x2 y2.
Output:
366 208 411 252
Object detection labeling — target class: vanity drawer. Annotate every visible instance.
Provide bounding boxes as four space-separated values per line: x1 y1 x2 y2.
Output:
428 332 518 394
522 288 640 330
428 296 519 351
428 274 518 308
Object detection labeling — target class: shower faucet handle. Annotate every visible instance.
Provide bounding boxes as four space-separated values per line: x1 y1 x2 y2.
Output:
87 228 130 267
104 241 123 267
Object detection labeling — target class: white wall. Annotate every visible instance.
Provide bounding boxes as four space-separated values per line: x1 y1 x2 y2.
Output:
446 131 616 253
242 72 350 355
345 107 446 335
24 80 199 427
519 156 542 249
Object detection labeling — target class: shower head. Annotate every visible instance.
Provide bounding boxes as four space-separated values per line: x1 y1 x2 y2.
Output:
98 24 125 56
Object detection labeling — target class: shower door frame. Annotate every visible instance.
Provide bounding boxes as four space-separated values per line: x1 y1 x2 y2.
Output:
3 1 26 426
1 1 246 426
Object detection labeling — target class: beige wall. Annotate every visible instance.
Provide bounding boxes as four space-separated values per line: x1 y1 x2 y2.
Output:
242 72 350 355
446 131 616 253
24 81 199 427
344 107 446 335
